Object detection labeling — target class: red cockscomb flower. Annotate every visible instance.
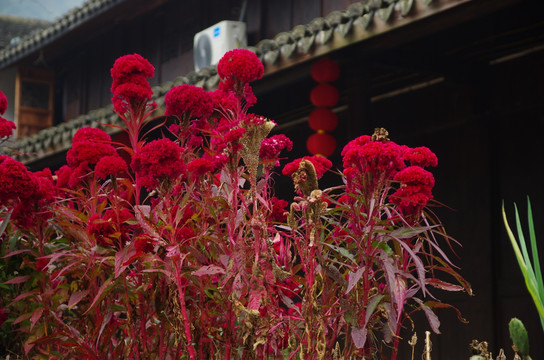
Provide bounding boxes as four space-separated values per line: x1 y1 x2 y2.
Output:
110 54 155 114
95 155 128 180
260 134 293 166
164 84 214 120
112 82 153 114
270 197 289 222
131 138 185 189
66 127 117 168
0 155 36 204
0 90 7 115
282 155 332 179
210 88 240 116
110 54 154 85
187 157 214 180
55 165 72 189
217 49 264 83
404 146 438 168
0 117 16 138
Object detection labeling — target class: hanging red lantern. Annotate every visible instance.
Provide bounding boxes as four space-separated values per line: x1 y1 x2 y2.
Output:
311 58 340 83
310 83 339 107
308 108 338 132
306 131 336 157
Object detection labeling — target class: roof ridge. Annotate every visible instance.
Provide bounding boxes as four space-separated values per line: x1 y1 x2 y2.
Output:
3 0 455 165
0 0 126 68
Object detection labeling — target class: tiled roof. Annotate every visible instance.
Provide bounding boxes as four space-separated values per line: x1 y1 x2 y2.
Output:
5 0 468 165
0 15 51 50
0 0 126 69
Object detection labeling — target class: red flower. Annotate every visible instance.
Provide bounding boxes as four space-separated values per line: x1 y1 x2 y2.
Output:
0 116 16 138
270 197 289 222
217 49 264 83
187 158 214 180
394 166 435 190
404 146 438 168
0 90 7 115
110 54 154 85
36 257 49 272
67 127 117 168
88 208 134 247
164 84 214 119
95 155 128 180
282 155 332 179
0 307 7 326
55 165 72 188
210 89 240 115
260 134 293 166
0 155 36 205
134 235 154 253
390 166 435 217
131 138 185 189
110 54 155 114
112 81 153 114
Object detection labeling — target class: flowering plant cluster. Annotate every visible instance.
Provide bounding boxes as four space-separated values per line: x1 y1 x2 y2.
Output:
0 90 17 139
0 50 471 359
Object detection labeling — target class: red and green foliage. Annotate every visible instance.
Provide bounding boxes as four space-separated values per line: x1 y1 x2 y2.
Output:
0 51 471 359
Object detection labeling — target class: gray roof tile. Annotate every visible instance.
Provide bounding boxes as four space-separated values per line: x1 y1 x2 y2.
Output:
4 0 460 165
0 0 125 68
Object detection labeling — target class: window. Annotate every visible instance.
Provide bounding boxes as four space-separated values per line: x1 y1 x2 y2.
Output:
15 67 54 138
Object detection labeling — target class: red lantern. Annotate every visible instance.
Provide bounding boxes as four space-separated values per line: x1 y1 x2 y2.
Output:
306 131 336 157
310 83 339 107
308 108 338 132
311 58 340 83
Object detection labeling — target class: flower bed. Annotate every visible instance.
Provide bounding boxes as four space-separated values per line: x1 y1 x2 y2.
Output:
0 50 471 359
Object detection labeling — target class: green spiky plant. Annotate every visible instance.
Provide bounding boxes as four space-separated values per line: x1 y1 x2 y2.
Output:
502 197 544 332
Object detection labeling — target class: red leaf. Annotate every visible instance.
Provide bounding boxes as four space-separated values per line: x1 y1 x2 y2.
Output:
415 298 441 334
9 291 38 305
346 266 365 294
83 277 114 315
351 327 367 349
2 249 31 258
68 290 88 309
3 275 31 285
114 245 136 278
13 312 32 325
426 278 465 292
30 307 44 331
193 265 225 277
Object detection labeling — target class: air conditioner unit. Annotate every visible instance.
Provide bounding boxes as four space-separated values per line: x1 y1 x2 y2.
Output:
193 20 247 72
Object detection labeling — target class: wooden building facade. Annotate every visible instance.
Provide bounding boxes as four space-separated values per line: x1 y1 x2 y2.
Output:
1 0 543 358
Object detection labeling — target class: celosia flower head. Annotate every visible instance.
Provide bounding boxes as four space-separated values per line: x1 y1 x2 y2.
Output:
66 127 117 168
0 117 16 138
260 134 293 166
110 54 155 114
282 155 332 179
95 155 128 180
390 166 435 219
404 146 438 168
0 90 7 115
0 155 37 204
110 54 154 85
131 138 185 189
217 49 264 83
164 84 214 120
